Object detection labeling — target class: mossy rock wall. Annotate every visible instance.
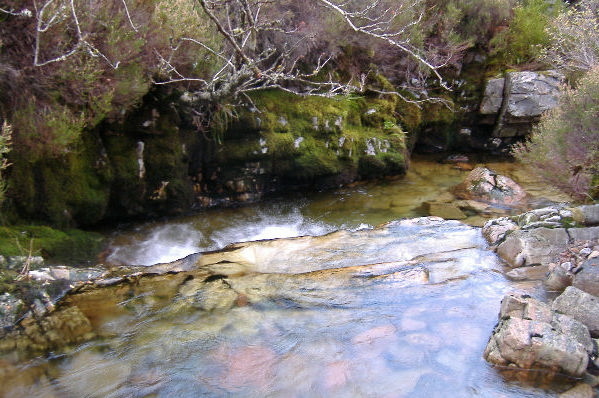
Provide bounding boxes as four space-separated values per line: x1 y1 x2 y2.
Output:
189 90 409 207
5 88 410 226
6 89 198 227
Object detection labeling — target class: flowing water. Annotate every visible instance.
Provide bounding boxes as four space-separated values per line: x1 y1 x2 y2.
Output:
0 156 576 397
104 155 569 267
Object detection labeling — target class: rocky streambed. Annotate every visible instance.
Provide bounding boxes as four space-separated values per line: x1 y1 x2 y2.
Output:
1 203 599 397
0 158 596 397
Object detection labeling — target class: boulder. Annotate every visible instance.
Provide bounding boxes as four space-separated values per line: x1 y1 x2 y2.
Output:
553 286 599 337
484 294 592 377
482 217 519 247
496 227 570 267
452 167 527 206
505 71 564 120
484 317 589 377
479 70 564 137
573 258 599 297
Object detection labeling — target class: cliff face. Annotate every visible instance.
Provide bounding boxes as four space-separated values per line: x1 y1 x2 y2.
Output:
6 88 410 227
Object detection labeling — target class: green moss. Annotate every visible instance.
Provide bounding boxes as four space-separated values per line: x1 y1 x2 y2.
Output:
358 152 406 178
211 89 410 184
396 100 422 133
590 174 599 201
8 130 112 227
0 225 104 264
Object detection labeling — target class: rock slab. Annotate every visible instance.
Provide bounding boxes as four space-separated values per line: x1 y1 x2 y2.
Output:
553 286 599 337
484 294 592 377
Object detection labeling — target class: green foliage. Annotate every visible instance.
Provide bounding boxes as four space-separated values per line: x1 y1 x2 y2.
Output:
540 1 599 72
513 67 599 201
0 225 104 263
434 0 516 47
489 0 563 66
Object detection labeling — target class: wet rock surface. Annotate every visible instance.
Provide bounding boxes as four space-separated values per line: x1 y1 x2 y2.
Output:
483 204 599 393
0 217 519 397
484 294 593 377
452 167 527 206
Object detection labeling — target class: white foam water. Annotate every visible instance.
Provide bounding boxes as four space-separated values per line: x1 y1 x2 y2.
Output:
106 224 204 266
105 207 336 266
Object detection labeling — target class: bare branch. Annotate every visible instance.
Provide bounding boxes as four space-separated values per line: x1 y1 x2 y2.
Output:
314 0 449 89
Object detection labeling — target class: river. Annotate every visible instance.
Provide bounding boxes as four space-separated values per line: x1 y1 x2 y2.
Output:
1 155 577 397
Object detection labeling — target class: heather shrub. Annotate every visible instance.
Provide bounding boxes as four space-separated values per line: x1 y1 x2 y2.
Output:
513 67 599 200
432 0 516 47
540 0 599 71
489 0 562 66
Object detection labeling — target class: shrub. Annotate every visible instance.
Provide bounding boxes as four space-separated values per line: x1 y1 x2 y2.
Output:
540 0 599 72
489 0 562 66
512 66 599 201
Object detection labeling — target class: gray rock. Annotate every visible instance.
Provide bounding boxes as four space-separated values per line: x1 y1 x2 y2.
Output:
0 293 24 331
480 78 505 115
574 204 599 226
497 294 593 353
559 383 596 398
505 71 564 119
484 317 589 377
496 227 570 267
482 217 519 247
569 227 599 242
505 265 549 281
573 258 599 297
545 265 573 292
479 71 564 137
553 286 599 337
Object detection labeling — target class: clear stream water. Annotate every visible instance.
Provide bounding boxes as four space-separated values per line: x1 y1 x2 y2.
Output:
1 156 577 397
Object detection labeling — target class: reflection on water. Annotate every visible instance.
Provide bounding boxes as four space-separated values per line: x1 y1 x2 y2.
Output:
0 156 575 397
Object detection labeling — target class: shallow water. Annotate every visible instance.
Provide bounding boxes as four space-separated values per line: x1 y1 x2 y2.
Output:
104 155 570 266
0 156 576 397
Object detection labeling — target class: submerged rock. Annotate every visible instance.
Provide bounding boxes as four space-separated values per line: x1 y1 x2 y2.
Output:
424 202 467 220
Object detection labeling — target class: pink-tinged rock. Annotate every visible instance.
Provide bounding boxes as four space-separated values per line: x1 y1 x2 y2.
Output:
352 324 398 346
452 167 527 205
484 317 589 377
219 345 277 391
323 360 351 390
